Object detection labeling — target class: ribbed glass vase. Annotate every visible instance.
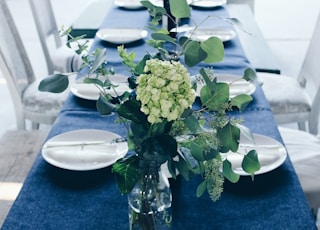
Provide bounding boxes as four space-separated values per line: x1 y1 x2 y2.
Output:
128 160 172 230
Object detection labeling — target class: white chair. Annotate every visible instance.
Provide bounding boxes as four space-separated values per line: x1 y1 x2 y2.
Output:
258 11 320 135
28 0 86 74
0 0 70 130
279 126 320 215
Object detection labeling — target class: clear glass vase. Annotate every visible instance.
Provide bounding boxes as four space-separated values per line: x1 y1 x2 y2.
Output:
128 161 172 230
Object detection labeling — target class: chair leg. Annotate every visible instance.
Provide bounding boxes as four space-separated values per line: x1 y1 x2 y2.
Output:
298 121 306 131
16 114 26 130
31 122 40 130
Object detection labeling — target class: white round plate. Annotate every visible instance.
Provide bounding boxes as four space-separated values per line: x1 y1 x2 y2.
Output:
70 74 131 100
149 0 192 7
190 0 226 8
185 27 236 42
42 129 128 171
96 28 148 44
192 73 256 98
225 134 287 176
114 0 144 9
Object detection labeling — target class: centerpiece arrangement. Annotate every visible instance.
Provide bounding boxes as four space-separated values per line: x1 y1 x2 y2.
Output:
39 0 260 229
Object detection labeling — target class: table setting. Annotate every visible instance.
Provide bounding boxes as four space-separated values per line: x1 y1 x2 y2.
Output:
1 0 317 229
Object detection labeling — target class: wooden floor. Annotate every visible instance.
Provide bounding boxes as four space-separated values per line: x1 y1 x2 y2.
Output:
0 130 48 228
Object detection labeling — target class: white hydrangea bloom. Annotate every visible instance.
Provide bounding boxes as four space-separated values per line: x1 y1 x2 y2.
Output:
136 59 196 124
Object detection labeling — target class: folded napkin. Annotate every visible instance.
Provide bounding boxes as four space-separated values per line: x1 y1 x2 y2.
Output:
43 144 120 164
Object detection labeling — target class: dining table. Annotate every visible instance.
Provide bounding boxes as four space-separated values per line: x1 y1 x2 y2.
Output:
1 2 317 229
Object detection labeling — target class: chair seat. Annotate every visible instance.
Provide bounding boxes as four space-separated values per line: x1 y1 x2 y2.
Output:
279 126 320 210
259 72 312 114
22 78 70 115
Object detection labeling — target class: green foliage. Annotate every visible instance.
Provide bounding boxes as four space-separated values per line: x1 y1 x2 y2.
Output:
38 2 262 202
38 73 69 93
169 0 190 19
201 37 224 63
242 150 261 178
112 155 140 194
223 159 240 183
96 95 115 115
140 0 225 67
217 122 240 153
231 94 253 111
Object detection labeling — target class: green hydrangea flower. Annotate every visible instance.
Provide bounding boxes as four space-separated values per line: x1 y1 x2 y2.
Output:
136 59 196 123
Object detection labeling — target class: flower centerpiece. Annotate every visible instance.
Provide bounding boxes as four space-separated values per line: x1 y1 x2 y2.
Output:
39 0 260 229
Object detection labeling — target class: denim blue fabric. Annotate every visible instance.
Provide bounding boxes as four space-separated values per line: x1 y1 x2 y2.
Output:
2 4 316 230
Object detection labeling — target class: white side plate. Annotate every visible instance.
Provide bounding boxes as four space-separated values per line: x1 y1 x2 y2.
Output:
192 73 256 98
190 0 226 8
96 28 148 44
149 0 192 7
42 129 128 171
225 134 287 176
70 74 131 101
114 0 144 9
185 28 236 42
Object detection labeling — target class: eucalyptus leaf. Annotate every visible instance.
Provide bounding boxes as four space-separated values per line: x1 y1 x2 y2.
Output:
149 120 168 137
217 123 240 152
243 67 257 82
96 95 115 115
38 74 69 93
183 114 200 132
223 159 240 183
196 180 207 198
230 94 253 111
169 0 190 19
199 68 214 89
200 82 229 111
200 37 224 63
151 32 176 44
242 150 261 177
184 41 207 67
190 142 205 161
140 0 166 21
83 77 104 88
176 156 191 180
204 148 219 161
116 98 147 124
178 36 190 48
134 54 150 75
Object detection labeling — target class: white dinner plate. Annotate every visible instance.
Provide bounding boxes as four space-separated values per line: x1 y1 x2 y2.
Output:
114 0 144 9
70 74 131 100
149 0 192 7
225 133 287 176
185 28 236 42
190 0 226 8
96 28 148 44
192 73 256 98
42 129 128 171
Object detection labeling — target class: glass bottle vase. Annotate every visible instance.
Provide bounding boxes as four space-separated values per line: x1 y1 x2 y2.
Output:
128 161 172 230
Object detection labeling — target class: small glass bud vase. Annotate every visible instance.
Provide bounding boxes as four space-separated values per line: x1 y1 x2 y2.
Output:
128 160 172 230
